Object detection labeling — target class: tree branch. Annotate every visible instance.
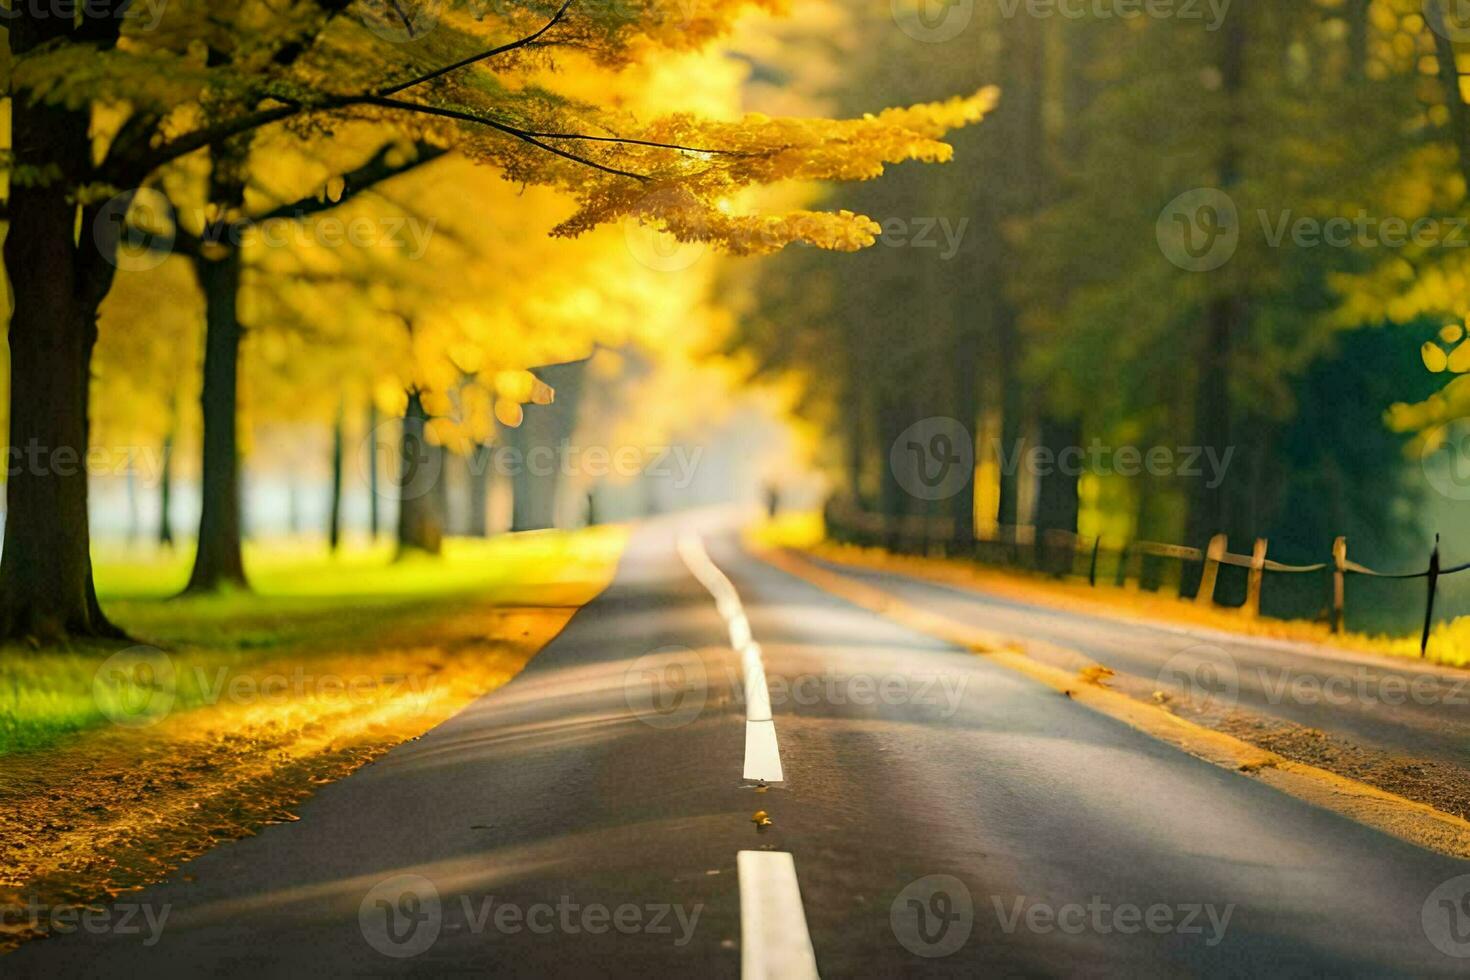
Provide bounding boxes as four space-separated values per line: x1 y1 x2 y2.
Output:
362 95 650 180
378 0 576 96
245 141 448 225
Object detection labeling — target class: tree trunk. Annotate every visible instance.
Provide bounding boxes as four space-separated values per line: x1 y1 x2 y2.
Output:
949 324 982 548
328 401 345 552
184 244 249 592
126 458 141 545
0 74 122 640
995 322 1026 531
396 391 443 557
367 400 381 540
1035 415 1082 575
506 359 588 532
184 141 251 594
159 427 176 549
1185 2 1249 582
465 443 491 537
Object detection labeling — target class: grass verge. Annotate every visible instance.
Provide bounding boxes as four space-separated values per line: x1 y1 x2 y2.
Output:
0 527 627 951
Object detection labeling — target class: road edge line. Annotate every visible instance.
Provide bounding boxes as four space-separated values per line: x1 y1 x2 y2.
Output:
755 544 1470 862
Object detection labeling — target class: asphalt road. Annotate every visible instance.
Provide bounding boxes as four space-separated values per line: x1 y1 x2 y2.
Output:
8 518 1470 977
800 552 1470 769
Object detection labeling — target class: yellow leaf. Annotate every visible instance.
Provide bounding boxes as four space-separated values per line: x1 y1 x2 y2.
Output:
494 399 524 428
1423 341 1449 373
1448 341 1470 374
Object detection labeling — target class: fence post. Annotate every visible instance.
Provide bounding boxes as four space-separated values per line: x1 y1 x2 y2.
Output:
1115 540 1131 588
1196 534 1228 606
1331 536 1347 634
1089 535 1102 587
1245 538 1267 616
1421 533 1441 659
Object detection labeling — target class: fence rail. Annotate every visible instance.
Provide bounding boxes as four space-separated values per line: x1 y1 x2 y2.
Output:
822 500 1464 657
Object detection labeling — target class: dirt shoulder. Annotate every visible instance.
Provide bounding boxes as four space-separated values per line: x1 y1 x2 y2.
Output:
0 531 625 952
767 530 1470 829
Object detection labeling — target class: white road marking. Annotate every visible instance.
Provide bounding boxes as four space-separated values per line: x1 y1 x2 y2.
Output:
738 851 821 980
680 534 818 977
678 532 784 783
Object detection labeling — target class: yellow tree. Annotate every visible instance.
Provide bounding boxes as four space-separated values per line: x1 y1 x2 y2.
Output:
5 0 994 639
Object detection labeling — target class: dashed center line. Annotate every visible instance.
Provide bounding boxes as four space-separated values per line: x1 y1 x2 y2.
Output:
677 532 784 783
677 532 820 978
737 851 821 980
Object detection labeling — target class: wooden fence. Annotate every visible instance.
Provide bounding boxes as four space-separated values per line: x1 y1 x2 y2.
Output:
822 500 1470 657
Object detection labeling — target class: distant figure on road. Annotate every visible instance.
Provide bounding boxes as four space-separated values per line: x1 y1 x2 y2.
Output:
764 484 780 519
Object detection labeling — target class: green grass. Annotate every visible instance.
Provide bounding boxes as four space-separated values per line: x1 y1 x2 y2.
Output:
0 528 627 755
